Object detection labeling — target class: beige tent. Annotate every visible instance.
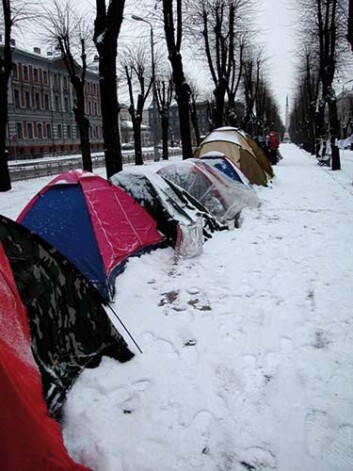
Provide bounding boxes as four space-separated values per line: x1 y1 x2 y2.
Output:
237 130 274 179
194 127 273 186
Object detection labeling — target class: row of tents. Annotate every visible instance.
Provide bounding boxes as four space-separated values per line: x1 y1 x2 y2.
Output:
0 126 274 470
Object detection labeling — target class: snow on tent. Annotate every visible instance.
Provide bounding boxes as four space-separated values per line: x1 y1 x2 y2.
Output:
0 214 134 419
111 169 225 257
194 126 272 186
0 242 89 471
157 159 259 227
17 170 164 302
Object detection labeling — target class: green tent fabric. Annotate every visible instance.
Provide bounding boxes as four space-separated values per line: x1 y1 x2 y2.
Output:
0 215 134 419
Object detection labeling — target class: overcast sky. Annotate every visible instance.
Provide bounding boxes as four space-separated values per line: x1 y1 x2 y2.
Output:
255 0 296 121
10 0 297 123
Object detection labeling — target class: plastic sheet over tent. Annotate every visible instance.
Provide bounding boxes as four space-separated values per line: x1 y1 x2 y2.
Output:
157 159 259 225
111 170 227 258
0 243 89 471
111 169 225 244
17 170 164 302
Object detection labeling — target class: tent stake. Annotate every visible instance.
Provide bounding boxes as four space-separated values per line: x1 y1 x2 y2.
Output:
107 304 143 354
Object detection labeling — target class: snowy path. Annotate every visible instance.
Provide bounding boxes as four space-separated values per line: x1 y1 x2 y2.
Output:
1 145 352 471
62 145 353 471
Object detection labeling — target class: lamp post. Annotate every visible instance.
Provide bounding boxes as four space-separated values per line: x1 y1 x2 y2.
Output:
131 15 159 162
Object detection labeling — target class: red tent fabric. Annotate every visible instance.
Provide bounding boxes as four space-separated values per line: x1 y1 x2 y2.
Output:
0 243 89 471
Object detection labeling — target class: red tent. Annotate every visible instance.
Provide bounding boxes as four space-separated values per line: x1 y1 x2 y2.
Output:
0 242 89 471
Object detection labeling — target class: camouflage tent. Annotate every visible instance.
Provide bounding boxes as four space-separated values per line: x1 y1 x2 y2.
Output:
0 215 133 419
0 243 89 470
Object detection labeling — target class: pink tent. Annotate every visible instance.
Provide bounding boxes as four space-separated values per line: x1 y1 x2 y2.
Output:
17 170 164 301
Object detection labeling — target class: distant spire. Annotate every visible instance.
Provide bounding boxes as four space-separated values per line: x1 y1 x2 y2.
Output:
284 94 290 142
285 95 289 131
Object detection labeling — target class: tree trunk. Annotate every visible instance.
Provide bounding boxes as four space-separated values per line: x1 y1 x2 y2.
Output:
161 115 169 160
0 0 12 191
190 99 201 146
74 91 92 172
162 0 193 159
327 98 341 170
0 77 11 191
99 53 123 177
94 0 125 178
213 80 227 129
347 0 353 51
176 85 193 158
133 120 143 166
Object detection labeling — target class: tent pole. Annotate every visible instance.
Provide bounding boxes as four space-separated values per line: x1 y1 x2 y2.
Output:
107 304 143 354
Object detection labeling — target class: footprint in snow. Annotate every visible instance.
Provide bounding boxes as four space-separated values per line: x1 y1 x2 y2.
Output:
305 410 353 470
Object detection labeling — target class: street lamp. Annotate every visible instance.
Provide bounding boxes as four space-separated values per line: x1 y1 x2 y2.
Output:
131 15 159 162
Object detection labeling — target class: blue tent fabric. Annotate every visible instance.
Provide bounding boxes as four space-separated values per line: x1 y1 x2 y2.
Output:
200 156 244 183
20 184 108 299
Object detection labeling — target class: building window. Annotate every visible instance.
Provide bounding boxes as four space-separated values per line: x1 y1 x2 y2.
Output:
16 122 23 139
27 122 33 139
44 94 50 110
55 95 60 111
94 102 98 115
37 123 43 138
63 76 68 89
33 68 38 82
23 65 29 81
64 96 69 112
14 89 20 108
46 123 52 139
35 92 40 109
57 124 62 138
67 124 71 138
12 63 18 78
25 91 31 109
43 71 48 85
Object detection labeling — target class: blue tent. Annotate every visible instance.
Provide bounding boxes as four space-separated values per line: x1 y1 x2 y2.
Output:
17 170 164 302
199 152 251 186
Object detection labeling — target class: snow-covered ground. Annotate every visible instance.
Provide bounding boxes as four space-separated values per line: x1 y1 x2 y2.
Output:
1 144 353 471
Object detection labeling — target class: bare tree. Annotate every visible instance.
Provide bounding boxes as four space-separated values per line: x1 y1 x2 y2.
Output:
296 0 349 170
241 45 262 135
93 0 125 178
226 36 243 126
42 0 93 171
162 0 193 158
121 43 152 166
187 0 246 129
155 76 173 159
188 79 201 146
0 0 13 191
347 0 353 51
